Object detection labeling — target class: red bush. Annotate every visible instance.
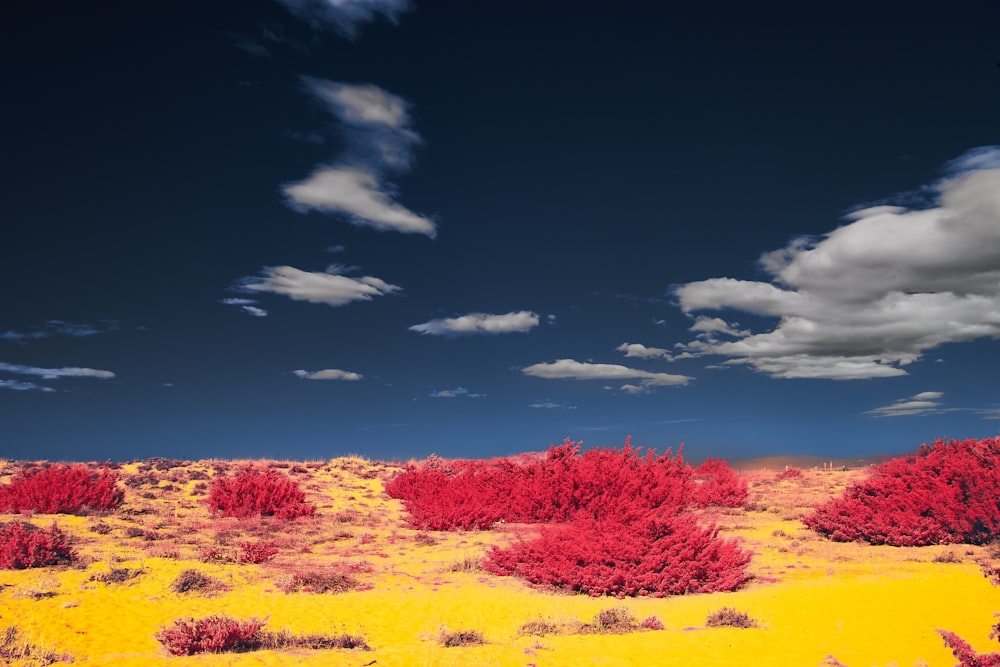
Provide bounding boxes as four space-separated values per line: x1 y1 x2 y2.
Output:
938 624 1000 667
690 458 748 508
156 615 264 656
0 522 75 569
804 437 1000 546
483 512 752 597
207 465 315 520
235 540 278 564
0 464 123 514
777 467 804 480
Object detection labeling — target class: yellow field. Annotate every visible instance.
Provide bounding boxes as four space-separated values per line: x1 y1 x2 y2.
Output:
1 457 997 666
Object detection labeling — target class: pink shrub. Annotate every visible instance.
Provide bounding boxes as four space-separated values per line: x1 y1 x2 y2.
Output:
207 465 315 520
777 466 804 480
804 437 1000 546
483 512 752 597
0 522 75 569
235 540 278 564
690 458 748 508
155 615 264 655
0 464 123 514
938 625 1000 667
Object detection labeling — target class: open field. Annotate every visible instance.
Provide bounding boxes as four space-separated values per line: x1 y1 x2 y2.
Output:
1 456 998 666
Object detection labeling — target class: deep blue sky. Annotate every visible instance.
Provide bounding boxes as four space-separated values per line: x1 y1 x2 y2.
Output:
2 1 999 463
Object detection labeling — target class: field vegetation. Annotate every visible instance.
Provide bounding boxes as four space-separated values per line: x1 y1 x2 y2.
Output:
0 438 998 665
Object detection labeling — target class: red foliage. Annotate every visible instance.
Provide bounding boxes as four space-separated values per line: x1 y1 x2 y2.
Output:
155 615 264 656
207 465 315 520
483 512 752 597
0 464 123 514
690 458 748 508
235 540 278 564
0 522 75 569
938 626 1000 667
777 467 804 480
804 437 1000 546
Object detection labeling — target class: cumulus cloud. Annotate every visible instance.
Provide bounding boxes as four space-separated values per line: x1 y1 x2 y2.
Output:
0 379 56 392
282 79 435 237
1 320 120 344
0 362 115 380
241 264 400 307
522 358 693 393
277 0 411 38
674 147 1000 380
616 343 673 359
867 391 946 417
430 387 485 398
410 311 540 336
294 368 363 381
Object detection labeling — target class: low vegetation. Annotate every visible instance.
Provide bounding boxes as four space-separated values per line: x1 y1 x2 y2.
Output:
0 463 123 514
0 521 75 569
207 464 316 519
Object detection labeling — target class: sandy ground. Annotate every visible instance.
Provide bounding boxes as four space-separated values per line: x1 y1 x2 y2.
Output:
0 457 997 666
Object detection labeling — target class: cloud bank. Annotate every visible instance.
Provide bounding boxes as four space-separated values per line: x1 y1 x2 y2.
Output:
522 358 693 393
277 0 411 38
410 311 540 336
282 79 435 237
242 264 400 307
674 146 1000 380
867 391 945 417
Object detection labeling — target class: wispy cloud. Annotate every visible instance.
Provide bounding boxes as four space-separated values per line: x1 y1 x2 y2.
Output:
674 146 1000 380
241 264 401 307
294 368 363 381
867 391 946 417
0 362 115 380
1 320 120 344
220 298 269 317
528 400 577 410
430 387 485 398
276 0 411 38
282 79 435 237
410 311 540 336
0 379 56 392
522 359 693 393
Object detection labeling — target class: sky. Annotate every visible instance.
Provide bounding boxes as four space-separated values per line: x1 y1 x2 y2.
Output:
2 1 999 463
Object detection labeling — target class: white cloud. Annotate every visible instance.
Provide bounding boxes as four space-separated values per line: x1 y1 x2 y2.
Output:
522 358 693 393
294 368 363 381
242 265 400 307
674 147 1000 380
867 391 946 417
410 311 539 336
616 343 673 359
277 0 411 38
242 306 269 317
1 320 120 344
0 379 56 392
283 166 435 236
430 387 484 398
689 316 750 338
282 79 435 237
0 362 115 380
220 298 269 317
528 400 577 409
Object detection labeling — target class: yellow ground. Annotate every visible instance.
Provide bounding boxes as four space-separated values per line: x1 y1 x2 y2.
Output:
1 458 997 666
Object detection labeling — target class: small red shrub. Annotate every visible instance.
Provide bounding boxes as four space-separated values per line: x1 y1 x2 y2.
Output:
484 512 752 597
938 626 1000 667
804 437 1000 546
0 464 123 514
0 522 75 569
236 541 278 564
777 467 804 480
155 615 265 655
207 465 315 520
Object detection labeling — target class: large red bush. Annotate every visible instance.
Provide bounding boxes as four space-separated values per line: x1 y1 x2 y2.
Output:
207 465 315 520
0 463 123 514
690 457 748 508
0 522 75 569
483 512 752 597
803 437 1000 546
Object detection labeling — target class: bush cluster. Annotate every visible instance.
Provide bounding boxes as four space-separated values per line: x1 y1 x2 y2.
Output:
0 522 75 569
938 624 1000 667
207 465 315 520
0 463 123 514
804 437 1000 546
155 615 370 656
388 437 752 597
